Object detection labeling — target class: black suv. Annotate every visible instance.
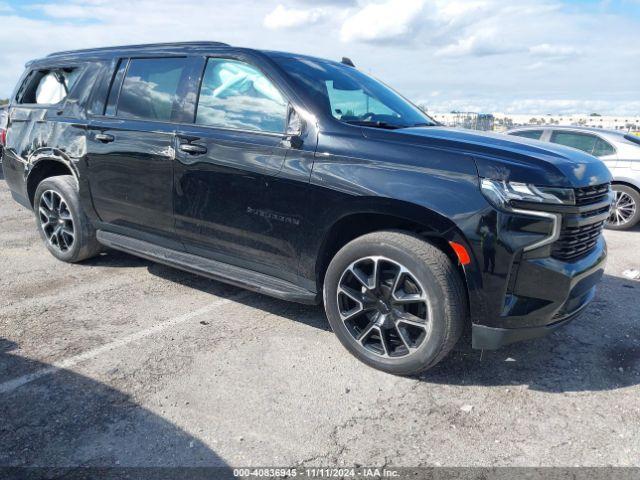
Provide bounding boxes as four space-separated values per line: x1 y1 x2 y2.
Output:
1 42 612 375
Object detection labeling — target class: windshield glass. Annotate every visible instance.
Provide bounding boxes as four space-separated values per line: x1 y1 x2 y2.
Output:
271 55 436 129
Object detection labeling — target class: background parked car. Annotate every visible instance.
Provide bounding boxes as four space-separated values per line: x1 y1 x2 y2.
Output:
0 105 7 163
506 126 640 230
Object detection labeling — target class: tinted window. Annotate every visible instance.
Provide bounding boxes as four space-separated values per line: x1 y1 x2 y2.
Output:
325 79 395 120
510 130 543 140
271 55 436 129
592 137 616 157
117 57 188 121
196 58 287 133
18 68 80 105
550 131 597 154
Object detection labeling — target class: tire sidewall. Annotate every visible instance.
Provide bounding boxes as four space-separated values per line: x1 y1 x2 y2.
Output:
607 185 640 231
324 237 451 375
34 176 87 262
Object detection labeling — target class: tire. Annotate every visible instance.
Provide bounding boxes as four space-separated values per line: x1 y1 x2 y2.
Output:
323 231 467 375
33 175 101 263
606 184 640 231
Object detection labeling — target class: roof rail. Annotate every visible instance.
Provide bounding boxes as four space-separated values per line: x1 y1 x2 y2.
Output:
47 41 231 57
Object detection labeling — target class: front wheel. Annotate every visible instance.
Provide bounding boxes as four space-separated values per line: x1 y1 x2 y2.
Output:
606 185 640 230
323 231 467 375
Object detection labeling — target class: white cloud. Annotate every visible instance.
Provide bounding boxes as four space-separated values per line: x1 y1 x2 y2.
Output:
0 0 268 96
340 0 425 43
32 3 107 19
423 1 576 58
263 4 328 30
335 0 584 63
0 0 637 115
525 61 546 71
295 0 356 4
435 31 519 57
431 0 492 29
529 43 581 58
435 0 488 18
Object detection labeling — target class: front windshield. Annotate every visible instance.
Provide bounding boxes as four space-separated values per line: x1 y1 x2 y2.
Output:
271 55 436 129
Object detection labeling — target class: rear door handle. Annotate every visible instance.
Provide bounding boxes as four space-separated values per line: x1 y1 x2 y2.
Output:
95 133 114 143
179 143 207 155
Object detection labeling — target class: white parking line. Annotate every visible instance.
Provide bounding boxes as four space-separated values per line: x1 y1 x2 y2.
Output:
0 291 251 395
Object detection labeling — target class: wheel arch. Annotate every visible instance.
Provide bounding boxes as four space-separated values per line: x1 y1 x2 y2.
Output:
609 179 640 228
26 151 78 206
313 198 484 320
611 178 640 194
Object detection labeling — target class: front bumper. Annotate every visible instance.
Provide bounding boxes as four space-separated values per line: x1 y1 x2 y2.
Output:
471 236 606 350
472 288 594 349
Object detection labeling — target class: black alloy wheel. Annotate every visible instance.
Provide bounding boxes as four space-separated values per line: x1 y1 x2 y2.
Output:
337 256 430 358
38 189 75 253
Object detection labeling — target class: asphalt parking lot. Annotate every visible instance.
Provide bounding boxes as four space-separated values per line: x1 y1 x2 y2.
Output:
1 173 639 469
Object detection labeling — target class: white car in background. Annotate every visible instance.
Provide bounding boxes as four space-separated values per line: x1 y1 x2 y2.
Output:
0 105 6 163
506 126 640 230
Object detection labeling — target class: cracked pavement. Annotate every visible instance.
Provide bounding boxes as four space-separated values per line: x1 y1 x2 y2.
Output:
1 175 639 468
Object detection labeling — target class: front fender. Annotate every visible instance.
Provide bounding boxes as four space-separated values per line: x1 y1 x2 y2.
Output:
305 192 487 325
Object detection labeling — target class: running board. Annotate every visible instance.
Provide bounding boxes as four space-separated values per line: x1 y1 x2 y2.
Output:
96 231 319 305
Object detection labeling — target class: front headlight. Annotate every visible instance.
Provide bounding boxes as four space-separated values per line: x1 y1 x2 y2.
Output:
480 178 575 209
480 178 565 252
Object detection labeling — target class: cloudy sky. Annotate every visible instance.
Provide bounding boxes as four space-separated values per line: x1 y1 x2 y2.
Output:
1 0 639 114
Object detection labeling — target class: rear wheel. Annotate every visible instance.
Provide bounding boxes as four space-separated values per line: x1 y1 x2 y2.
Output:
323 231 467 375
34 175 101 262
606 185 640 230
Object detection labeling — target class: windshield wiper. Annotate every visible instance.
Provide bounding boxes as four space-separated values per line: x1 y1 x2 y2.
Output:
344 120 408 130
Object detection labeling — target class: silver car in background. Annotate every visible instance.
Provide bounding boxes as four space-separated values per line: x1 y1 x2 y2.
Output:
506 126 640 230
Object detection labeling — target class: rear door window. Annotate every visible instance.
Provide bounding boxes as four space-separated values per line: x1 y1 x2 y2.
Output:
550 131 597 154
592 137 616 157
116 57 189 122
510 130 543 140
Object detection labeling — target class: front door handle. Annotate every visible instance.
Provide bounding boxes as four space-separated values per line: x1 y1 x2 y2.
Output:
95 133 114 143
179 143 207 155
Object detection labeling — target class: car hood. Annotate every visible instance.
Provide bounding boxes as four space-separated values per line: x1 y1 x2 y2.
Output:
362 126 612 188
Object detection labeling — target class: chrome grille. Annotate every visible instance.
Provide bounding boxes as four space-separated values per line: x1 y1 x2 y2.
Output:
574 184 610 206
551 220 606 261
550 183 610 261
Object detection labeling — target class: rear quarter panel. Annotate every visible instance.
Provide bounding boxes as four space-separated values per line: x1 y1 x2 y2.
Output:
2 61 108 208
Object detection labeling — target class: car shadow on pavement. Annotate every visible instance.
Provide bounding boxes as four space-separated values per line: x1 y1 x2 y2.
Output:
82 249 331 332
153 264 330 331
83 250 639 393
422 273 640 393
0 338 230 472
81 249 153 268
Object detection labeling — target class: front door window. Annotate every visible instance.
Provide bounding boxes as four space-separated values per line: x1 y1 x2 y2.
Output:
195 58 287 133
